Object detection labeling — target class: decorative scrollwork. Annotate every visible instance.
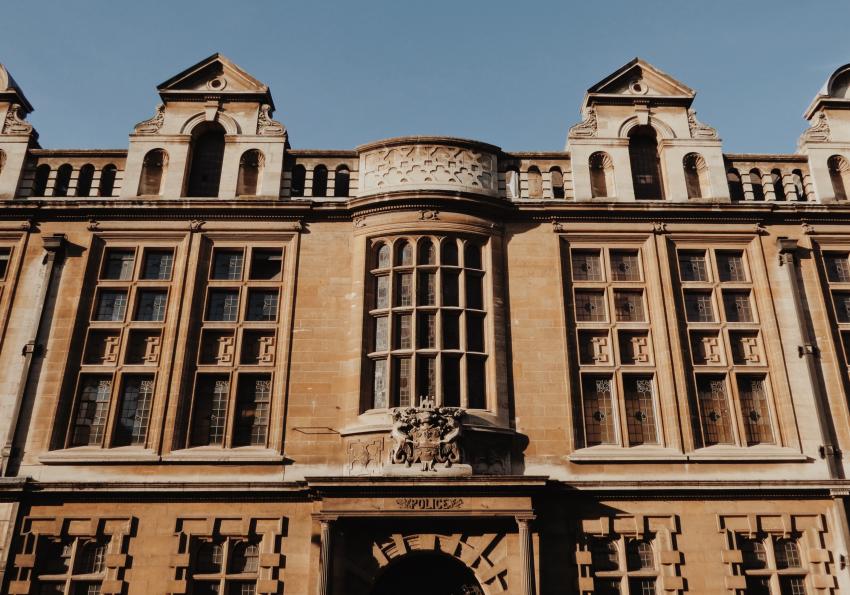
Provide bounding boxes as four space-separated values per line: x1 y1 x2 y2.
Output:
687 109 718 140
257 104 286 137
800 112 830 143
2 103 33 136
569 106 598 138
133 104 165 134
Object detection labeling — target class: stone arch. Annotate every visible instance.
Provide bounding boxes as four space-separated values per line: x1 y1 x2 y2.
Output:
371 551 484 595
179 111 242 135
372 532 509 594
617 115 676 140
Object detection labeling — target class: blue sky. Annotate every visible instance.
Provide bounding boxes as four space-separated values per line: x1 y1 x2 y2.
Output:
2 1 849 153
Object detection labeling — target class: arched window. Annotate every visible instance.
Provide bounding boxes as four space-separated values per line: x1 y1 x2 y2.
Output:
527 166 543 199
229 541 260 573
33 164 50 196
99 164 117 197
334 165 350 197
505 168 520 199
53 164 73 197
312 165 328 197
771 169 786 201
626 538 655 571
549 167 564 199
75 540 107 574
589 152 614 198
291 164 306 197
629 125 664 199
727 168 744 201
683 153 709 199
186 122 225 197
76 164 95 197
196 541 224 573
236 149 263 196
792 170 806 201
138 149 167 196
828 155 850 200
749 169 765 201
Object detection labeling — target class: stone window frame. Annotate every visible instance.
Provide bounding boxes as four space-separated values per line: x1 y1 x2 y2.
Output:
0 232 25 353
575 514 683 594
811 237 850 401
7 516 133 595
169 516 286 595
559 232 678 454
59 234 185 451
717 513 836 594
671 237 784 451
173 232 298 454
363 232 492 412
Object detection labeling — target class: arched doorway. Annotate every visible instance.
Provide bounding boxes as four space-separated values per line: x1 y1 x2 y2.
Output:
370 552 484 595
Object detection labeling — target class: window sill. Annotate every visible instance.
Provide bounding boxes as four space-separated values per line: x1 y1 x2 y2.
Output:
162 447 284 464
570 446 687 463
686 445 809 463
39 447 160 465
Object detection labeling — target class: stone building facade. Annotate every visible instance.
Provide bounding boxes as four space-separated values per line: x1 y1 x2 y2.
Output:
0 53 849 594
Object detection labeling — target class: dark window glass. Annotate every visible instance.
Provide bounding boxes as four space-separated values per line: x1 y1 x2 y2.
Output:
825 253 850 282
207 290 240 322
101 249 135 280
678 251 708 282
582 375 616 446
134 290 168 321
190 376 229 446
233 375 271 447
76 164 95 197
94 290 128 321
623 376 657 445
723 290 753 322
0 248 11 279
33 164 50 196
187 123 225 197
614 290 645 322
467 356 486 409
611 250 640 281
696 376 733 446
71 376 112 446
442 356 460 407
246 289 278 321
575 290 606 322
716 251 747 282
291 164 306 197
212 250 244 280
737 375 774 445
141 250 174 280
114 376 154 447
572 250 602 281
684 291 714 322
628 126 664 199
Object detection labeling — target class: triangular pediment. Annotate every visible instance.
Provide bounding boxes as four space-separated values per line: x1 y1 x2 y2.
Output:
0 63 33 112
587 58 694 99
157 53 273 106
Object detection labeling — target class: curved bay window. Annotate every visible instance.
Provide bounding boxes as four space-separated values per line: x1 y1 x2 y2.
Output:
628 125 664 199
187 122 226 197
367 235 488 410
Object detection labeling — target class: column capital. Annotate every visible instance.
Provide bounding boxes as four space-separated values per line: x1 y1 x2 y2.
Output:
515 513 536 526
777 237 798 265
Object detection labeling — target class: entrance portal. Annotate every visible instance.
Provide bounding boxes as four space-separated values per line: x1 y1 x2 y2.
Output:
370 552 484 595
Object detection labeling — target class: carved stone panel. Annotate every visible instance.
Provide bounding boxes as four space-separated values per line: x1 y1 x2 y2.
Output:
361 142 498 196
347 439 384 476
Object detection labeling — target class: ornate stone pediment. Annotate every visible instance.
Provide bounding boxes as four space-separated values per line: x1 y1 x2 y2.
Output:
390 399 464 471
586 58 695 99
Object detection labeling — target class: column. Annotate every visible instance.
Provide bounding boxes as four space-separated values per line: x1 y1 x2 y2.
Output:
317 517 335 595
516 515 536 595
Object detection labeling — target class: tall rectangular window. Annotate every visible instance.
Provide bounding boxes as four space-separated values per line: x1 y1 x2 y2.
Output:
366 236 489 410
114 375 154 446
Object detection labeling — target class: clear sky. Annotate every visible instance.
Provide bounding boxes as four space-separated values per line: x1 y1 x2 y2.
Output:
2 0 849 153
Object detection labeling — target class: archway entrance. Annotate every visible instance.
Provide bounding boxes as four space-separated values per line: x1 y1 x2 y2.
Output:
370 552 484 595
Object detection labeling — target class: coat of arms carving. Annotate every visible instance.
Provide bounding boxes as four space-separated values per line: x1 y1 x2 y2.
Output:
390 398 464 471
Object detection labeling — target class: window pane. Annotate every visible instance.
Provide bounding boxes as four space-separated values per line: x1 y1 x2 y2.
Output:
192 582 221 595
418 239 436 265
417 356 436 400
249 248 282 280
417 313 436 349
141 249 174 280
374 316 388 352
467 356 486 409
723 290 753 322
207 290 240 321
697 376 734 446
38 537 72 574
627 578 656 595
376 244 391 269
834 291 850 322
394 358 412 407
134 289 168 321
373 359 387 409
774 537 802 569
229 541 260 573
465 273 483 309
614 290 645 322
234 375 271 447
75 539 107 574
684 291 714 322
464 242 482 269
589 537 619 571
190 376 229 446
37 583 66 595
441 270 459 306
395 314 412 349
571 250 602 281
73 583 102 595
396 273 412 307
114 376 154 446
825 252 850 282
610 250 640 281
72 377 112 446
716 250 747 282
101 249 135 280
375 275 389 309
442 312 460 349
246 289 279 321
397 241 413 266
623 376 658 445
0 248 10 279
779 576 807 595
94 290 128 321
575 290 606 322
627 538 655 570
466 313 485 352
737 376 774 445
211 250 244 280
442 356 460 407
678 251 708 282
737 534 768 569
228 583 256 595
593 579 622 595
441 239 458 266
745 577 771 595
196 540 224 573
418 271 437 306
582 375 616 446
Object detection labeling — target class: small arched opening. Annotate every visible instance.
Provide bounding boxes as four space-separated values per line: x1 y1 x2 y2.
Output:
236 149 264 197
589 151 614 198
54 164 73 197
792 169 806 201
549 166 564 199
312 164 328 197
683 153 709 199
771 169 786 201
138 149 167 196
727 168 744 201
76 163 95 197
291 164 306 197
505 167 520 199
370 552 483 595
527 166 543 199
186 122 226 197
628 125 664 199
828 155 850 201
33 164 50 196
749 169 765 201
334 165 350 197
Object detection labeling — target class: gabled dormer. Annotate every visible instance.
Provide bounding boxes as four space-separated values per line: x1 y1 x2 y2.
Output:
799 63 850 203
567 58 728 203
0 63 38 199
123 53 287 199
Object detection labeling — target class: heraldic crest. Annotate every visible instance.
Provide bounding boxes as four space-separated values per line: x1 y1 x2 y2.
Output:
390 397 465 471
